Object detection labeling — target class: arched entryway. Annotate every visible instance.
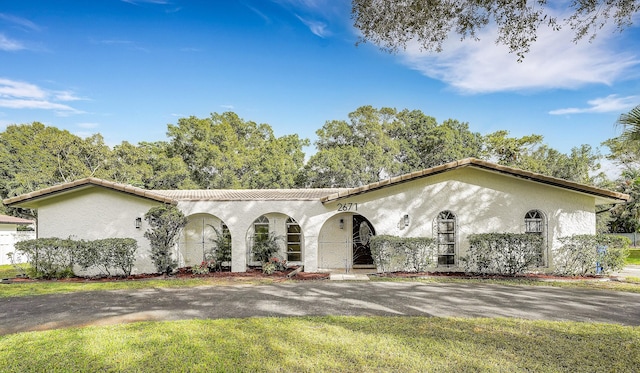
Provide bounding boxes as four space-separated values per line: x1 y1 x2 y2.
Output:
318 213 376 270
179 213 230 268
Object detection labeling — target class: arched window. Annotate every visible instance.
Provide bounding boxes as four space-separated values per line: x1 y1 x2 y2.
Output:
286 217 302 262
437 211 456 266
525 210 543 235
253 216 270 242
525 210 545 266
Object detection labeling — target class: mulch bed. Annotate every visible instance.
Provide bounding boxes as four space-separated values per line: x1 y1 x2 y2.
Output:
373 271 607 281
5 266 330 283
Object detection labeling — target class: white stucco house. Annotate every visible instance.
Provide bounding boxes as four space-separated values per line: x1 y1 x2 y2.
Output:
2 158 629 274
0 214 35 265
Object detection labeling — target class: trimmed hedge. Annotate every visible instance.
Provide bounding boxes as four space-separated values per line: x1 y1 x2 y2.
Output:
554 234 629 276
370 235 436 273
14 237 138 279
462 233 544 275
14 238 75 279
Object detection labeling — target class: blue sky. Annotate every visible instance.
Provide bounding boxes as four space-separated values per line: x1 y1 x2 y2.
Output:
1 0 639 161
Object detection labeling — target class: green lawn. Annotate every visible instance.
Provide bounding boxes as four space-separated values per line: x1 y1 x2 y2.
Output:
627 249 640 265
0 316 637 372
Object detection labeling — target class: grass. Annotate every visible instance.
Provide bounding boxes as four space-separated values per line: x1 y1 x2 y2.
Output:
0 316 638 372
626 249 640 265
373 275 640 293
0 276 285 298
0 264 27 279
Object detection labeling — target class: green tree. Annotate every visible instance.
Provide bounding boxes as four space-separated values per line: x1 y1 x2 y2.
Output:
0 122 112 217
144 205 187 274
304 106 400 187
304 106 484 187
485 131 600 184
167 112 308 189
106 141 195 189
617 104 640 142
392 114 484 172
352 0 640 61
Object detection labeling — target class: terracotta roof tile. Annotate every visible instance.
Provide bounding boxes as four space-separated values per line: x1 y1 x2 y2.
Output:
0 214 34 225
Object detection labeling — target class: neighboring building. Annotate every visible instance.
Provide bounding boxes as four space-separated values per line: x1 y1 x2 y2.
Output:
0 214 35 266
2 158 629 274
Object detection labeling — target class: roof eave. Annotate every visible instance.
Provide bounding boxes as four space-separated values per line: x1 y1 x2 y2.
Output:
3 178 177 208
321 158 629 204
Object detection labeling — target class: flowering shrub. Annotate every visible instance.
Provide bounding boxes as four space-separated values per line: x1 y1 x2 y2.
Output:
262 257 287 274
191 260 216 275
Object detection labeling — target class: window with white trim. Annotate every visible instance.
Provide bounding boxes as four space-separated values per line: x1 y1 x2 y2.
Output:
437 211 456 266
286 217 302 262
525 210 545 266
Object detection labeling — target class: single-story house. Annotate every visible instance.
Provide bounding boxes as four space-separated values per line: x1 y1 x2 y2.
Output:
2 158 629 274
0 214 36 265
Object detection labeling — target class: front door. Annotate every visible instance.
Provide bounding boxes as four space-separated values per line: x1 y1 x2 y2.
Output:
352 215 375 266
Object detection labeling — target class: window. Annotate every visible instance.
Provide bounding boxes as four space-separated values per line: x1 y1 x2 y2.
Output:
525 210 545 266
437 211 456 266
525 210 543 234
253 216 269 242
286 217 302 262
252 216 270 261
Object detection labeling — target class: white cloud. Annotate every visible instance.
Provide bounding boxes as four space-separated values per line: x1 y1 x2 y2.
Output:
0 78 84 114
220 104 235 110
399 17 640 94
549 95 639 115
0 78 46 99
0 13 40 31
296 15 330 37
0 33 25 51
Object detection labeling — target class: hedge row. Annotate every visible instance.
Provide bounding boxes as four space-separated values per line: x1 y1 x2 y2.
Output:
372 233 629 276
462 233 544 275
14 238 138 279
370 235 436 273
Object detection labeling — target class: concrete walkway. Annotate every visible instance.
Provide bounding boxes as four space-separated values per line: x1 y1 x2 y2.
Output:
1 281 639 335
612 264 640 279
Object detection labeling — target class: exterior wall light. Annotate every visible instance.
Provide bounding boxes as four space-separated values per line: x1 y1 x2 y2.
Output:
403 214 410 227
135 217 142 229
339 218 344 230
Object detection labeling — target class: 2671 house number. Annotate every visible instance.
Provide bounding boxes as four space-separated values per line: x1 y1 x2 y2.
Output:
337 203 358 211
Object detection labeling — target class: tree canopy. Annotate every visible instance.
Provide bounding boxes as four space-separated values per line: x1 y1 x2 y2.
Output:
167 112 309 189
0 106 619 231
352 0 640 60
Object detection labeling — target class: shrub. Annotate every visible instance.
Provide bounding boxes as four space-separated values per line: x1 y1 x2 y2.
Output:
554 234 630 276
251 233 283 264
14 238 75 279
205 225 231 271
370 235 436 273
16 237 139 278
144 205 187 275
261 257 287 275
191 260 216 275
462 233 544 275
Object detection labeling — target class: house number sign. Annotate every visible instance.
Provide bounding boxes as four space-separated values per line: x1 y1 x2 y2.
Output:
337 203 358 212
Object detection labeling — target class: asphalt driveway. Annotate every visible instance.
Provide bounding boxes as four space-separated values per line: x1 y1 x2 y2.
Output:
1 281 639 335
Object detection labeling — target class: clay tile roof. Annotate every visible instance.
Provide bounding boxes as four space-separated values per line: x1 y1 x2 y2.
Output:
0 214 34 225
152 188 349 201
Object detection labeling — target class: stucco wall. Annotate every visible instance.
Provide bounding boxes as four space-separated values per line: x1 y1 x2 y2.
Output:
36 187 162 274
321 168 596 271
30 166 599 275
